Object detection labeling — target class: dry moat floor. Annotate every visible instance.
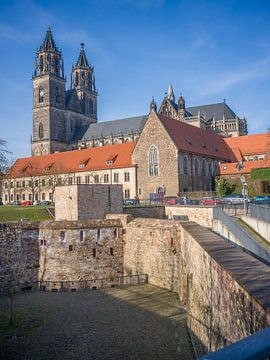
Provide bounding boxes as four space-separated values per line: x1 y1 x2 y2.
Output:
0 284 194 360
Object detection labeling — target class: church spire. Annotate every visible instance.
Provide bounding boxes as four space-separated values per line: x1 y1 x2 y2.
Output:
40 26 58 52
75 43 90 68
167 83 175 102
150 97 157 112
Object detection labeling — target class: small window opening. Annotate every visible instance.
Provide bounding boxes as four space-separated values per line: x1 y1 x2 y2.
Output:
69 245 73 251
80 230 84 242
97 229 100 241
93 248 96 258
170 238 174 247
114 228 117 238
40 240 44 246
60 231 65 242
110 248 114 256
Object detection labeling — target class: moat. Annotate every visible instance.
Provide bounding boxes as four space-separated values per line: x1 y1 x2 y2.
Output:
0 284 194 360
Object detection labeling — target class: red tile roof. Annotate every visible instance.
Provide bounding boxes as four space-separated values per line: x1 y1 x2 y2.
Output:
7 142 136 178
157 114 233 161
219 158 270 175
224 133 270 161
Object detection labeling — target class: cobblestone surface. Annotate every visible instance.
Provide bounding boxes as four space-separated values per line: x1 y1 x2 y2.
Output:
0 284 194 360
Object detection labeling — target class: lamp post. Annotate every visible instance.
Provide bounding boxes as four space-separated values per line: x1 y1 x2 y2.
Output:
240 175 248 214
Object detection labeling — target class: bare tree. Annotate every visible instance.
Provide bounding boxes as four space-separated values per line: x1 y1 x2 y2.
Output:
0 138 10 174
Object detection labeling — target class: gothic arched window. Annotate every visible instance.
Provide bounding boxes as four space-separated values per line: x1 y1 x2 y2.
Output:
39 55 44 73
149 145 159 176
208 163 212 177
183 156 188 175
55 87 60 103
202 159 206 176
89 98 94 114
194 158 199 176
39 122 44 139
75 72 79 86
39 86 44 103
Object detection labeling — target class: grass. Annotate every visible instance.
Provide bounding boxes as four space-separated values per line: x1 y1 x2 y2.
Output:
0 206 53 222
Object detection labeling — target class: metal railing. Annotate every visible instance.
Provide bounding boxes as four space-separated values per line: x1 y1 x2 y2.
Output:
250 204 270 223
1 274 148 295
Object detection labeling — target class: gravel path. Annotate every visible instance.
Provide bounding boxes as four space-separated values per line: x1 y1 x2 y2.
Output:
0 284 194 360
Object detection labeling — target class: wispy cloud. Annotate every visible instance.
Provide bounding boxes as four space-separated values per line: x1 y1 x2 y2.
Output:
0 23 37 43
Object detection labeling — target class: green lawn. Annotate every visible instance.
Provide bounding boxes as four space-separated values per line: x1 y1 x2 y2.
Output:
0 206 53 222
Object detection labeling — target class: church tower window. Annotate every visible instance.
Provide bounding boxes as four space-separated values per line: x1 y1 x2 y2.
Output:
39 122 44 139
149 145 159 176
183 156 188 175
39 86 44 103
55 87 60 103
89 98 93 114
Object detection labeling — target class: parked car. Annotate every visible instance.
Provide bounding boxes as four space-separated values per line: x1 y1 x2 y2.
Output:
123 198 140 206
10 201 21 206
251 196 270 205
33 200 41 206
40 201 51 206
0 200 3 206
201 197 222 206
21 201 32 206
222 194 246 204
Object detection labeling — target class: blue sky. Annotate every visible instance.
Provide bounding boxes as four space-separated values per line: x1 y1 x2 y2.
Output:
0 0 270 159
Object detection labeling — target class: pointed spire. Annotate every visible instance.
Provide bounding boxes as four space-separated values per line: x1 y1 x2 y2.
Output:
40 26 58 52
167 83 175 102
150 96 157 112
75 43 90 68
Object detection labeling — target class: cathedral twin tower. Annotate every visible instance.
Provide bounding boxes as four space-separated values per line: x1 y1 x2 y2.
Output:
32 27 97 156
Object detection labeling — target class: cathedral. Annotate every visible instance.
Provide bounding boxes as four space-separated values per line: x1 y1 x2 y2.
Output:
32 28 248 157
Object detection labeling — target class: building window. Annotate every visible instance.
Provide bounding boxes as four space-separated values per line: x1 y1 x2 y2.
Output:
93 248 96 258
85 175 90 184
10 194 13 201
16 181 20 188
69 245 73 252
110 248 114 256
89 98 94 114
94 175 99 184
60 231 65 242
183 156 188 175
194 158 199 176
149 145 159 176
49 193 52 201
5 195 7 202
16 194 20 201
4 182 8 189
22 180 25 187
104 174 109 183
10 182 13 188
39 86 44 103
79 163 85 168
114 173 119 183
42 179 46 187
35 193 38 201
42 193 45 200
124 172 130 182
35 180 39 187
77 176 81 184
29 193 32 201
68 177 73 185
208 163 212 177
201 160 206 176
22 194 25 201
124 189 130 199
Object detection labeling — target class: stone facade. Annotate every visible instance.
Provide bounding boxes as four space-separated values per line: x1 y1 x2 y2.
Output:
55 184 123 221
165 205 215 228
32 28 97 156
132 111 179 198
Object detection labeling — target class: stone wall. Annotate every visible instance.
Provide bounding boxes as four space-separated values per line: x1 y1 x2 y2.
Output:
0 222 40 292
241 214 270 243
55 184 123 220
165 205 215 228
124 205 165 219
38 219 124 289
122 218 270 355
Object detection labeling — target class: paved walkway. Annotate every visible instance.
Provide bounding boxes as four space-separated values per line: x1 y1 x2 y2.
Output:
0 284 194 360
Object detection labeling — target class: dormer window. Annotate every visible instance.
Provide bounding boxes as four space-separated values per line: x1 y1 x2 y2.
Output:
106 155 117 166
223 166 227 170
79 158 90 168
44 163 54 172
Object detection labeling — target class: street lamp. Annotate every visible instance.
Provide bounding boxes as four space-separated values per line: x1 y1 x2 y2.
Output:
240 175 248 214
